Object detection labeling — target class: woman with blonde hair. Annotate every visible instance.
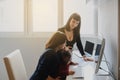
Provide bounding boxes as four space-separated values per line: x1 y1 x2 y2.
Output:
30 31 67 80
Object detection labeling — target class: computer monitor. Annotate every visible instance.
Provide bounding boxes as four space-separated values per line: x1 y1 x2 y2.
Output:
95 38 105 73
84 41 94 56
95 44 101 56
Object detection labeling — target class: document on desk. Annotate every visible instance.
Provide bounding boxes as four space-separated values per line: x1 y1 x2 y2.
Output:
72 66 84 79
71 50 94 79
72 50 82 58
72 51 88 67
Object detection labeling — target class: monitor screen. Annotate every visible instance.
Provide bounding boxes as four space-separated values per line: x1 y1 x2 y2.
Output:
95 44 101 56
84 41 94 55
95 38 105 73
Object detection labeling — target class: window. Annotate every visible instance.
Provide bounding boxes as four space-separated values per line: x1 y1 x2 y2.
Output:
0 0 97 37
32 0 58 32
0 0 24 32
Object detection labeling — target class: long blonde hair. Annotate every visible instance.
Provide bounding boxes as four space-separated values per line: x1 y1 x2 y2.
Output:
45 31 66 49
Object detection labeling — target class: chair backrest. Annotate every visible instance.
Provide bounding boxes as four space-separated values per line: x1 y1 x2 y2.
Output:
3 49 28 80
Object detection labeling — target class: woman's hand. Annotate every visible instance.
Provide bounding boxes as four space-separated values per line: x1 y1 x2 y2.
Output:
55 77 61 80
47 76 61 80
69 70 75 75
82 55 88 61
86 57 94 61
69 61 78 65
82 55 94 62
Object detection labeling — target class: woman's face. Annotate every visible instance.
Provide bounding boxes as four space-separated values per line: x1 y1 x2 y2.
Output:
69 18 79 30
58 42 66 50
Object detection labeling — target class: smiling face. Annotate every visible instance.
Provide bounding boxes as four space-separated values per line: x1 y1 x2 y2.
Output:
69 18 80 30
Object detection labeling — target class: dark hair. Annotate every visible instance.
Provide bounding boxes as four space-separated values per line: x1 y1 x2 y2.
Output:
64 13 81 36
57 50 71 64
45 31 66 49
61 50 71 59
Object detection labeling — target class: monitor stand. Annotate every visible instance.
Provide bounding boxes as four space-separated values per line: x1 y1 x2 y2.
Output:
96 54 116 80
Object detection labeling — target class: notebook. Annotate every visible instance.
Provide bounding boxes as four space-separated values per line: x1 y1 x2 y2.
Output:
84 41 94 57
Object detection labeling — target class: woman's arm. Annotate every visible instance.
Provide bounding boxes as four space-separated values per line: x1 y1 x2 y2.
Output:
76 34 85 56
76 34 92 61
45 53 60 78
76 38 94 61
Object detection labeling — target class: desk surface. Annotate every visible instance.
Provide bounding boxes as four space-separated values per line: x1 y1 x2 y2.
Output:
67 50 114 80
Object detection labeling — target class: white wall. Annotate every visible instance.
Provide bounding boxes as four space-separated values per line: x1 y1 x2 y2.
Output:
98 0 118 79
0 38 48 80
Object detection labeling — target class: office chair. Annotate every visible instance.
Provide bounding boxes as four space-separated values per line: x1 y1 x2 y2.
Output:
3 49 28 80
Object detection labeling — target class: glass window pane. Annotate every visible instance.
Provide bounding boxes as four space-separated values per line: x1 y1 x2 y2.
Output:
64 0 95 34
0 0 24 32
32 0 58 32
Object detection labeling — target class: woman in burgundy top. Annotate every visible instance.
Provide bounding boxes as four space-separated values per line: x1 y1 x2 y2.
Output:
57 50 75 80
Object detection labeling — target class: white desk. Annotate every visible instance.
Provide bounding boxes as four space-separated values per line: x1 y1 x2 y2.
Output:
67 50 114 80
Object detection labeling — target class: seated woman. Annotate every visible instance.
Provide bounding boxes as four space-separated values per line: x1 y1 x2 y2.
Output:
30 31 67 80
